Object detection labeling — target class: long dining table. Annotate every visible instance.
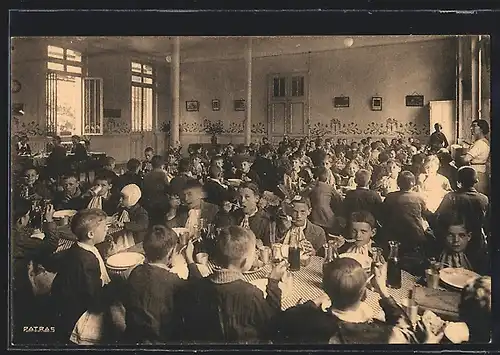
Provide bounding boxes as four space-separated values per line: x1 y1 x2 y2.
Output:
125 242 431 320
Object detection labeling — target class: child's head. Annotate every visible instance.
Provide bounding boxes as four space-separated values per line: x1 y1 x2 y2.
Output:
14 198 32 227
226 143 235 155
290 196 311 227
143 225 177 264
354 169 371 188
178 158 191 173
348 211 377 247
221 200 233 213
166 187 181 209
151 155 164 169
388 149 396 159
397 171 416 191
209 165 223 180
23 167 39 186
104 156 116 170
290 153 302 172
442 215 471 254
127 158 141 174
325 138 332 150
119 184 142 208
386 159 402 178
321 153 333 169
423 155 440 175
323 257 368 311
93 175 113 196
239 158 253 173
211 156 224 170
457 166 478 189
238 182 260 215
144 147 154 161
182 179 203 210
71 208 108 245
333 158 346 172
214 226 256 272
315 166 333 184
61 173 79 195
346 160 360 177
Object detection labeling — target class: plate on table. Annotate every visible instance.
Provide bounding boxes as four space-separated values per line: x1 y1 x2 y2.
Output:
338 253 372 270
106 252 145 270
439 268 480 289
227 178 243 186
249 278 286 298
328 234 346 249
53 209 77 219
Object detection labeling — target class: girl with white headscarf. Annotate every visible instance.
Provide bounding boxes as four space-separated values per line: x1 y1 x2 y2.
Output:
110 184 149 253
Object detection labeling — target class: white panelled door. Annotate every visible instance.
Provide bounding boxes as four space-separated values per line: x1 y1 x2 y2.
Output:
268 73 308 141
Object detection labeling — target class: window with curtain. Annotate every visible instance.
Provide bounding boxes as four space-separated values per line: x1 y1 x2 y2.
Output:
131 61 155 132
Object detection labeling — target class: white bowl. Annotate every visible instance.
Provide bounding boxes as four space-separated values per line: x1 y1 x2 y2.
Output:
106 252 145 269
53 209 77 218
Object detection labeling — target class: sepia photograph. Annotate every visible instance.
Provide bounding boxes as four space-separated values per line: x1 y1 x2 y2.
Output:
9 34 491 347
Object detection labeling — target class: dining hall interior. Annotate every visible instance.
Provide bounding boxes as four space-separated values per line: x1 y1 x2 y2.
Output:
10 35 491 346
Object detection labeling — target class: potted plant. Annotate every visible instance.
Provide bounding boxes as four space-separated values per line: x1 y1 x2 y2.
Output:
205 120 224 145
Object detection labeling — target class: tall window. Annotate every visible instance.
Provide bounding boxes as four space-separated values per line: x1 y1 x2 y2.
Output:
46 45 103 137
131 61 154 132
46 45 83 137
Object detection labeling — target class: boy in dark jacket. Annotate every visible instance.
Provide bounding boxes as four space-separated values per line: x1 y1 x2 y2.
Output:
181 226 287 343
48 209 117 343
123 225 201 344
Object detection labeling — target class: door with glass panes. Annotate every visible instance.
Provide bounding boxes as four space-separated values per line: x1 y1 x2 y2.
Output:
268 73 308 141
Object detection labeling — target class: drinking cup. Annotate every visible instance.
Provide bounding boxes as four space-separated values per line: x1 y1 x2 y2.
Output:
260 246 271 264
425 268 440 289
195 252 209 265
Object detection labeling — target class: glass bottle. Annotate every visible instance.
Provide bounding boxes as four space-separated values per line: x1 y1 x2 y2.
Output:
386 241 402 289
288 229 301 272
322 243 333 275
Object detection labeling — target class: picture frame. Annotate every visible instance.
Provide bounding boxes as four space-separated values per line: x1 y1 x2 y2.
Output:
405 95 424 107
333 96 350 108
212 99 220 111
186 100 200 112
371 96 382 111
234 99 246 111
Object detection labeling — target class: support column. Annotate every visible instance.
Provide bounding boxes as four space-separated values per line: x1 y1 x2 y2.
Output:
457 36 463 141
171 37 181 148
244 37 252 145
478 35 482 118
471 36 479 121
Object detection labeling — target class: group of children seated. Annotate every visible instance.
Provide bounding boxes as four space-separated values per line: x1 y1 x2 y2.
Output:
11 134 491 345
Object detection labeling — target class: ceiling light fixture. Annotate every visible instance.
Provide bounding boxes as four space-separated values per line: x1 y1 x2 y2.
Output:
344 37 354 47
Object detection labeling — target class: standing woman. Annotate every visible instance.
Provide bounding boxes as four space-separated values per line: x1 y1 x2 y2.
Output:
461 119 490 195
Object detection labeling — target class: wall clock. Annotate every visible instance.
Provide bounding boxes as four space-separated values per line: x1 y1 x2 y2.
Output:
12 79 21 93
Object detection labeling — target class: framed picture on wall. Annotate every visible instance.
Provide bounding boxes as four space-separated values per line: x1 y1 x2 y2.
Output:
405 95 424 107
371 97 382 111
333 96 350 108
186 100 200 112
212 99 220 111
234 99 246 111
